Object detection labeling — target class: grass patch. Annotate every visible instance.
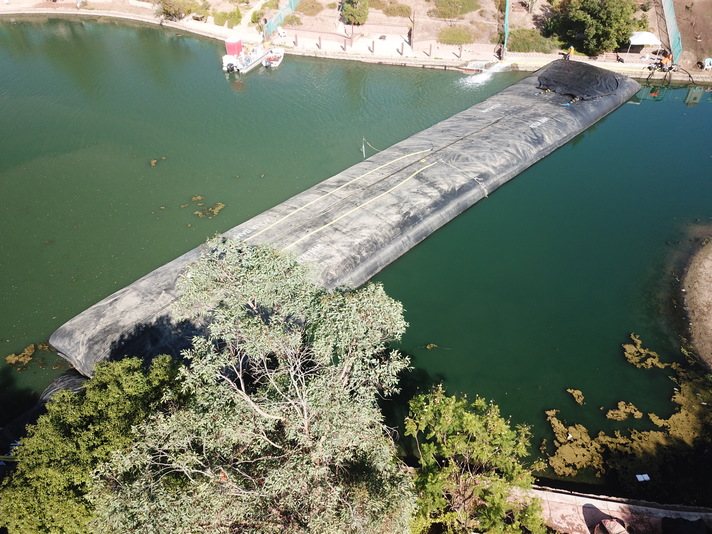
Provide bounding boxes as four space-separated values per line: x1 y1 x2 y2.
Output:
296 0 324 16
437 26 476 45
430 0 480 18
507 28 562 53
383 1 412 16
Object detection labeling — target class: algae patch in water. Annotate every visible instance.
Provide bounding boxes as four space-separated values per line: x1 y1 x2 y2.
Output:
566 388 585 405
605 401 643 421
542 335 712 505
5 344 36 367
4 343 61 373
187 195 225 219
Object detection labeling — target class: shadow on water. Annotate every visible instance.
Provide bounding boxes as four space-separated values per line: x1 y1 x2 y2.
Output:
108 315 206 365
0 366 37 430
379 352 445 461
0 367 39 462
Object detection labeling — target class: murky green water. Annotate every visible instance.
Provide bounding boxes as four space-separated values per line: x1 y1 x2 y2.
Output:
1 18 711 463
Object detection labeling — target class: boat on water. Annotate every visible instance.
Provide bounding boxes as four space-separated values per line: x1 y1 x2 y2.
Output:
263 48 285 68
222 37 269 74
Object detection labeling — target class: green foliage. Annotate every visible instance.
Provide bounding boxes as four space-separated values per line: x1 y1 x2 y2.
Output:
89 239 415 533
251 7 265 24
405 385 546 534
437 26 476 45
0 356 182 534
546 0 637 55
264 0 279 8
430 0 480 19
507 28 562 53
213 8 242 27
383 1 412 17
159 0 206 20
342 0 369 24
297 0 325 15
283 13 303 25
371 0 412 16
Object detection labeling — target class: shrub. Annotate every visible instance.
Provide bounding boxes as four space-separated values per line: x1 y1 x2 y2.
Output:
159 0 206 20
264 0 279 7
383 1 412 16
251 7 264 24
327 1 338 6
369 0 386 8
226 8 242 26
283 13 302 25
437 26 476 45
297 0 324 15
507 28 562 52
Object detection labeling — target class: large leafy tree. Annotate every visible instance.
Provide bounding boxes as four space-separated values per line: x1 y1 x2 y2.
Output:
405 385 546 534
546 0 637 55
0 356 182 534
342 0 369 25
89 239 415 533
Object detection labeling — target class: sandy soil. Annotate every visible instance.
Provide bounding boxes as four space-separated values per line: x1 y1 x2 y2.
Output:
684 238 712 368
674 0 712 66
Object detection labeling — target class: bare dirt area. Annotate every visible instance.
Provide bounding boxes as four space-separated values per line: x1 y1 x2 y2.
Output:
673 0 712 66
684 237 712 369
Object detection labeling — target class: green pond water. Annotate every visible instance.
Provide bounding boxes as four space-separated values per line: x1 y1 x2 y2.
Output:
1 18 711 469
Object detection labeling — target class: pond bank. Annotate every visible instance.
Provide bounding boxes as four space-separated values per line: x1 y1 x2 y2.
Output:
683 237 712 368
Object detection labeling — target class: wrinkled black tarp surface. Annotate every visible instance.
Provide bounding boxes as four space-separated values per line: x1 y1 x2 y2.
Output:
538 60 620 100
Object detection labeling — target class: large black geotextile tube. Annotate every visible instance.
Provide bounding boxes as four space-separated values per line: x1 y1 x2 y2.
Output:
49 60 640 376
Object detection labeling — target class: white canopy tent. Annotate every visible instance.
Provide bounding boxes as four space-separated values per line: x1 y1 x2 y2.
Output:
626 31 662 54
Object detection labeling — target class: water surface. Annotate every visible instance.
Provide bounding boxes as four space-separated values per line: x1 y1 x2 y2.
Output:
1 19 711 465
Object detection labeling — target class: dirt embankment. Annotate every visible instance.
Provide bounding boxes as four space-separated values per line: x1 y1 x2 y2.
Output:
684 238 712 368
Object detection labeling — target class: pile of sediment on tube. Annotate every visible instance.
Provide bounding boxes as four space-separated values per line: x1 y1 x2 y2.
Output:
50 60 640 376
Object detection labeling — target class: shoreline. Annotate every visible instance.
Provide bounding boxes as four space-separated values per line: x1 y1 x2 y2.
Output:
3 4 712 83
683 237 712 369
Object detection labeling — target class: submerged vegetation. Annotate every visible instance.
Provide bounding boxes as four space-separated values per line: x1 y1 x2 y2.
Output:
543 335 712 505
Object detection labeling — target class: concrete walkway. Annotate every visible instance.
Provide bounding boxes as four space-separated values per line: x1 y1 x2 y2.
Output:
533 487 712 533
3 0 712 83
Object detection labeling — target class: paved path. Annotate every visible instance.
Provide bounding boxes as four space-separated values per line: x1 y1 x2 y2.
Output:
533 487 712 533
3 0 712 83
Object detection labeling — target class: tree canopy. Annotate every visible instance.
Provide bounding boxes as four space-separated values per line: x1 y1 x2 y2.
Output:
89 239 415 533
405 385 546 534
342 0 370 25
0 356 182 534
545 0 639 56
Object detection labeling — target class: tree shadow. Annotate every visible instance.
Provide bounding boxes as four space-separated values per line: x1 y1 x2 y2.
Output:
108 314 206 365
0 365 37 430
582 504 625 534
379 351 445 463
532 4 556 31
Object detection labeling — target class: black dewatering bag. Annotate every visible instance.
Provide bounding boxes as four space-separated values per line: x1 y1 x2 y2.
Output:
537 59 621 100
